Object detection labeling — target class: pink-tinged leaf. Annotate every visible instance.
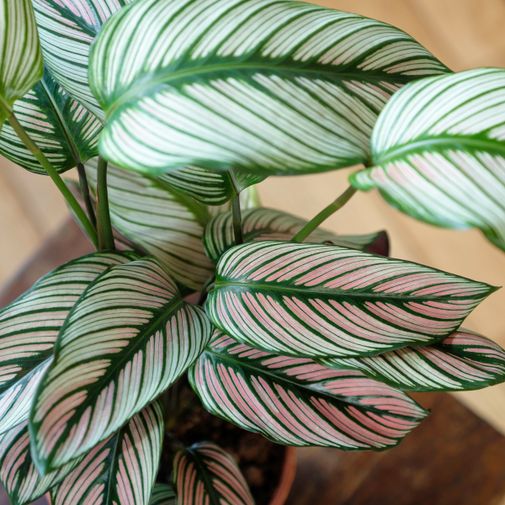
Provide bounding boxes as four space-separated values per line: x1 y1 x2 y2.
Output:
207 241 495 358
173 442 254 505
204 207 389 262
322 329 505 391
0 252 133 436
189 331 427 450
31 257 212 472
50 401 164 505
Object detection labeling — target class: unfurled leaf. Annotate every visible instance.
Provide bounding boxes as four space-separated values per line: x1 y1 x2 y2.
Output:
51 401 164 505
85 160 214 289
190 332 427 450
0 252 131 436
31 257 212 471
0 70 101 174
351 68 505 251
33 0 133 117
207 241 494 358
149 484 176 505
0 421 78 505
173 442 254 505
322 329 505 392
0 0 43 128
90 0 447 176
204 207 389 262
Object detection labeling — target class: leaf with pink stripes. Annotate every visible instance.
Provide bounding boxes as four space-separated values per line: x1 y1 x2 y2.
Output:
207 241 495 358
173 442 254 505
50 401 164 505
189 331 427 450
149 484 176 505
204 207 389 262
322 329 505 392
30 257 212 472
0 252 133 436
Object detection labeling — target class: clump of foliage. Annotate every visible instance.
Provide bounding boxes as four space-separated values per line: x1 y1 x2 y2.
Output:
0 0 504 503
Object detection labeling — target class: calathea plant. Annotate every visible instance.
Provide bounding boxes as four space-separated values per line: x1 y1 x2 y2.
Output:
0 0 504 503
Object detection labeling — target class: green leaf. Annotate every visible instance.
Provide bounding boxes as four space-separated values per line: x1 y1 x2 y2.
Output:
204 207 389 262
0 421 79 505
206 241 494 358
31 257 212 472
351 68 505 251
0 252 132 436
0 0 43 128
189 331 427 450
173 442 254 505
321 329 505 392
50 401 164 505
0 69 101 174
149 484 176 505
85 160 214 289
89 0 447 176
32 0 133 117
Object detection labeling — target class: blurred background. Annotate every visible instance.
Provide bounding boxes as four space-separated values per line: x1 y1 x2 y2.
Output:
1 0 505 458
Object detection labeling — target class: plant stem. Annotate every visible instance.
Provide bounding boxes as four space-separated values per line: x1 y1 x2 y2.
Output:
231 194 243 245
77 163 97 228
4 104 98 248
292 186 358 243
96 157 115 251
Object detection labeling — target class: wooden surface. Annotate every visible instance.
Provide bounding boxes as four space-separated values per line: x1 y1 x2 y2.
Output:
1 0 505 432
1 222 505 505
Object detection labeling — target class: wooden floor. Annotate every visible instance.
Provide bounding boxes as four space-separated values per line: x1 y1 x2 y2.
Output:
1 0 505 430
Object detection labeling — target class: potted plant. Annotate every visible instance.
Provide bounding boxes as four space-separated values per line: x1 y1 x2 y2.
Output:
0 0 504 503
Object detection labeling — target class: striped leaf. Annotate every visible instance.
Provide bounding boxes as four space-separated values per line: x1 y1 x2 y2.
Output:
50 401 164 505
0 0 43 128
31 257 212 471
173 442 254 505
204 207 389 262
85 160 214 289
189 332 427 450
149 484 176 505
0 421 78 505
351 68 505 251
322 329 505 392
89 0 447 176
0 252 131 436
207 241 494 358
0 69 101 174
32 0 133 117
159 168 264 206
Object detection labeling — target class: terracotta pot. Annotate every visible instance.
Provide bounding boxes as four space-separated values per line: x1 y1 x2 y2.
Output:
270 447 297 505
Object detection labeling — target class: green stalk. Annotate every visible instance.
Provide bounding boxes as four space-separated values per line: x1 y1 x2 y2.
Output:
77 163 97 228
292 186 357 243
96 157 115 251
3 102 98 247
231 193 244 245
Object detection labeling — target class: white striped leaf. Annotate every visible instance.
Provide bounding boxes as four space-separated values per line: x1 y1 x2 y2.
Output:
173 442 254 505
159 168 264 206
149 484 176 505
32 0 133 117
89 0 447 176
207 241 494 358
50 401 164 505
0 69 101 174
0 252 132 436
31 257 212 471
204 207 389 262
189 332 427 450
321 329 505 392
0 0 43 128
85 160 214 289
0 421 78 505
351 68 505 251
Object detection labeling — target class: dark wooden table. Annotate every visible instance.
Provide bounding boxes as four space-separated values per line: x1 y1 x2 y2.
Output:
2 221 505 505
